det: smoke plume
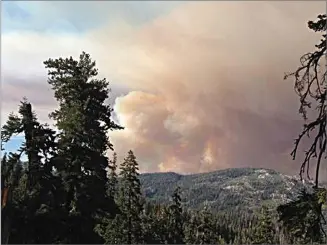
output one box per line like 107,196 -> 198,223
86,1 -> 326,175
4,1 -> 325,176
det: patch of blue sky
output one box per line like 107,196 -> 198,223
2,135 -> 24,154
2,1 -> 31,20
2,1 -> 183,34
1,137 -> 27,162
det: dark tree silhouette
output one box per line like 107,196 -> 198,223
285,14 -> 326,187
277,188 -> 326,243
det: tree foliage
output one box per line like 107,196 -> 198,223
277,13 -> 327,245
277,188 -> 326,244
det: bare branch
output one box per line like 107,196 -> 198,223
286,15 -> 327,187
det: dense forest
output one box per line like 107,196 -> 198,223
139,168 -> 315,212
1,14 -> 326,244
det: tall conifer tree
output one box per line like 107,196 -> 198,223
43,52 -> 123,243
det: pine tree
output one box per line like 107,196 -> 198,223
277,188 -> 326,244
1,100 -> 61,244
96,153 -> 120,244
166,187 -> 185,244
201,207 -> 219,244
43,52 -> 123,243
1,153 -> 23,244
252,205 -> 276,244
107,152 -> 118,200
113,150 -> 144,244
141,202 -> 167,244
184,210 -> 200,244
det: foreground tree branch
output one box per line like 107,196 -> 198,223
285,14 -> 327,187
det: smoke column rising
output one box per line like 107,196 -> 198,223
89,1 -> 325,175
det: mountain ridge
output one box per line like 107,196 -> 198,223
141,167 -> 311,181
139,167 -> 323,213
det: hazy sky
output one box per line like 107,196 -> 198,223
2,1 -> 326,177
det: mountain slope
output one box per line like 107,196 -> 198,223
140,167 -> 318,213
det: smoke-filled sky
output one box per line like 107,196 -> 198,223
2,1 -> 326,177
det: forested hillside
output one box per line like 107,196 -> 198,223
140,168 -> 315,212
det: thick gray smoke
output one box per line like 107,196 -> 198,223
96,1 -> 325,175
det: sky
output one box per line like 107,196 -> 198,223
1,1 -> 326,177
